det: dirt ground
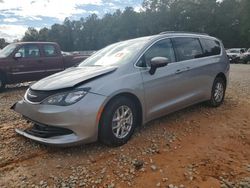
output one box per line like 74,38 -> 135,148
0,64 -> 249,188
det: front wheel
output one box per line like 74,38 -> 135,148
207,77 -> 226,107
99,97 -> 138,147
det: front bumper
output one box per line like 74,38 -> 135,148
12,92 -> 106,146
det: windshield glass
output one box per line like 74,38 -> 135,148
0,44 -> 17,58
78,37 -> 151,67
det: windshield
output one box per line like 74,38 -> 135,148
0,44 -> 17,58
79,37 -> 151,67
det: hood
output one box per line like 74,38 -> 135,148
31,66 -> 117,91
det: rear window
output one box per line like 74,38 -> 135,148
200,38 -> 221,57
43,44 -> 57,57
172,38 -> 203,61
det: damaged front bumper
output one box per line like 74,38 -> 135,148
11,93 -> 106,146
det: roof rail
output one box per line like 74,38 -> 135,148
159,31 -> 209,36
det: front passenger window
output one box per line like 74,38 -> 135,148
139,39 -> 175,67
17,45 -> 40,58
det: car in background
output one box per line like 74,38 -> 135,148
240,48 -> 250,64
226,48 -> 245,63
12,32 -> 230,147
0,42 -> 90,91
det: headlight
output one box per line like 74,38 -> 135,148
42,89 -> 88,106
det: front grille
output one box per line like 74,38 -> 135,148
25,124 -> 73,138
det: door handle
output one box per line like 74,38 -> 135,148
175,67 -> 191,74
37,60 -> 43,63
175,69 -> 183,74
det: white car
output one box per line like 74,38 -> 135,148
226,48 -> 246,63
226,48 -> 243,58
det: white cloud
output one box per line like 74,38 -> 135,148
0,0 -> 142,42
3,17 -> 18,23
0,0 -> 103,21
0,24 -> 27,42
134,5 -> 144,12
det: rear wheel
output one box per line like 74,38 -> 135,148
0,75 -> 6,92
207,77 -> 226,107
99,96 -> 138,147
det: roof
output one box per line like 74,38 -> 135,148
159,31 -> 209,36
152,31 -> 220,41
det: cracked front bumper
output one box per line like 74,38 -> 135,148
12,93 -> 106,146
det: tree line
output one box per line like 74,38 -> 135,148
2,0 -> 250,51
0,38 -> 9,49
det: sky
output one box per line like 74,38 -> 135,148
0,0 -> 143,42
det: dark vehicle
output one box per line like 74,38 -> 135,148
0,42 -> 89,91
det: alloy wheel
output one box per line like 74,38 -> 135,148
112,105 -> 133,139
214,82 -> 224,103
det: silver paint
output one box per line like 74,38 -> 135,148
13,32 -> 230,146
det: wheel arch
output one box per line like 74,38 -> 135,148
98,92 -> 143,129
215,72 -> 227,87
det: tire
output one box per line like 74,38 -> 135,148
0,75 -> 6,92
207,77 -> 226,107
99,96 -> 138,147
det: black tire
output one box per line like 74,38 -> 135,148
207,77 -> 226,107
99,96 -> 138,147
0,75 -> 6,92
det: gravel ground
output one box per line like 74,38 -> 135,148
0,64 -> 249,188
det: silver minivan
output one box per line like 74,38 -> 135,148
12,32 -> 230,147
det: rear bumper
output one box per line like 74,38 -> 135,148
12,93 -> 106,146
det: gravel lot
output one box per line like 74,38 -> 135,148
0,64 -> 249,188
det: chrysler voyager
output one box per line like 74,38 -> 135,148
12,32 -> 230,146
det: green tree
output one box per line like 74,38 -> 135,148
22,27 -> 39,41
239,0 -> 250,47
38,27 -> 49,41
21,0 -> 250,50
0,38 -> 8,49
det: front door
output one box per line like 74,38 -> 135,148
10,44 -> 46,83
140,38 -> 204,121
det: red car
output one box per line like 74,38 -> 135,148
0,42 -> 89,91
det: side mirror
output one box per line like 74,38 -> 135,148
149,57 -> 169,75
14,52 -> 22,59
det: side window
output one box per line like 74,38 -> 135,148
43,45 -> 57,57
200,38 -> 221,57
172,38 -> 203,61
17,45 -> 40,58
138,39 -> 175,67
